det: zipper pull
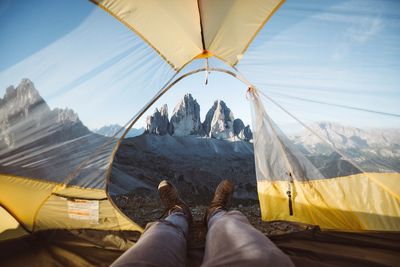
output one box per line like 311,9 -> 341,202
287,172 -> 294,216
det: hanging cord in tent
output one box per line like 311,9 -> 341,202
205,58 -> 209,85
248,87 -> 296,216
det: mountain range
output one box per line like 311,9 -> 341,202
0,79 -> 110,186
144,94 -> 253,141
93,124 -> 145,138
292,122 -> 400,173
1,79 -> 399,200
0,79 -> 90,151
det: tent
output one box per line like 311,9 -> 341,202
0,0 -> 399,266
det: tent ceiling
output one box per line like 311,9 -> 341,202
91,0 -> 284,70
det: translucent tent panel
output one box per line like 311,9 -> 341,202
0,7 -> 176,189
235,0 -> 400,179
249,89 -> 324,182
234,1 -> 400,231
0,3 -> 179,236
255,92 -> 400,174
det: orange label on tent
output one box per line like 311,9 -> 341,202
67,199 -> 99,223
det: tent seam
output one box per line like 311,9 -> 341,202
89,0 -> 178,71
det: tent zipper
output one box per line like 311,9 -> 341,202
287,172 -> 294,216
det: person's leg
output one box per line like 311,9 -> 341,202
111,181 -> 192,267
202,210 -> 294,267
201,180 -> 294,267
111,213 -> 188,267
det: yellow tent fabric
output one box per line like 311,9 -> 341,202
0,206 -> 28,241
0,174 -> 142,233
258,173 -> 400,231
91,0 -> 284,70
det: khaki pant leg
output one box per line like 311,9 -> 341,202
111,214 -> 188,267
201,210 -> 294,267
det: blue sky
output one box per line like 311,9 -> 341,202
0,0 -> 399,131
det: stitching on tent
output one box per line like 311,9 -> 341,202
234,0 -> 286,66
90,0 -> 178,71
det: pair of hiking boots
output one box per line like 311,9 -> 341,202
158,179 -> 235,225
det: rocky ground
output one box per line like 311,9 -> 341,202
110,134 -> 257,200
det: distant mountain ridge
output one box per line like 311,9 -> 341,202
93,124 -> 145,138
292,122 -> 400,173
293,122 -> 400,154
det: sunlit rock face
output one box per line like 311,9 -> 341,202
143,94 -> 253,141
169,94 -> 202,136
204,100 -> 235,140
0,79 -> 90,150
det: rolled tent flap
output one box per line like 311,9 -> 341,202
91,0 -> 284,70
249,88 -> 400,231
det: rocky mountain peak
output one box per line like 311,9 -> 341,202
53,108 -> 80,124
93,124 -> 123,137
203,100 -> 234,139
144,94 -> 252,141
233,119 -> 253,141
145,104 -> 169,135
169,93 -> 202,136
205,100 -> 235,139
5,86 -> 16,99
0,79 -> 47,116
233,118 -> 245,135
0,79 -> 90,150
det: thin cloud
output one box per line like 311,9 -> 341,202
349,17 -> 382,44
332,16 -> 383,60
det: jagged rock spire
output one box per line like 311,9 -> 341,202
145,104 -> 169,135
204,100 -> 235,139
144,94 -> 252,141
169,94 -> 202,136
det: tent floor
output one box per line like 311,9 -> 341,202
1,227 -> 399,266
0,229 -> 140,267
270,229 -> 400,267
186,227 -> 400,267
